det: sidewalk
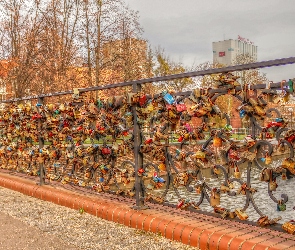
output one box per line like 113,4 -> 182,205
0,171 -> 295,250
0,212 -> 78,250
0,176 -> 196,250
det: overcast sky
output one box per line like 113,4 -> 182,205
126,0 -> 295,82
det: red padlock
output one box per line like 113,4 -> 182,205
266,122 -> 283,129
287,134 -> 295,143
177,200 -> 184,209
145,138 -> 153,144
138,168 -> 145,174
139,95 -> 147,106
101,147 -> 111,155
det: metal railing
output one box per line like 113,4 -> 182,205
0,57 -> 295,232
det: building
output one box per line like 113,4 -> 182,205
212,36 -> 258,66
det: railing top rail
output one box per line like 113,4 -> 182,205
1,56 -> 295,103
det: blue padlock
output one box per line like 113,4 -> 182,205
275,118 -> 283,122
158,177 -> 165,183
163,93 -> 175,105
260,157 -> 266,162
239,109 -> 246,118
99,177 -> 104,182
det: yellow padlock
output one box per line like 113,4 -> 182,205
213,136 -> 222,147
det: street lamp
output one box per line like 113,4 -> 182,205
288,107 -> 293,128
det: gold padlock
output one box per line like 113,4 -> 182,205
220,184 -> 230,193
195,150 -> 206,159
272,95 -> 282,104
234,166 -> 241,178
195,185 -> 203,194
282,221 -> 295,234
210,188 -> 220,207
213,166 -> 221,175
265,153 -> 272,165
235,208 -> 248,220
269,180 -> 277,191
254,105 -> 266,116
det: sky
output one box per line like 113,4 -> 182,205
125,0 -> 295,82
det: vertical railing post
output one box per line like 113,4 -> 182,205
37,97 -> 45,185
132,83 -> 146,210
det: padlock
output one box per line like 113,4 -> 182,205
214,207 -> 228,219
158,163 -> 166,171
97,98 -> 104,108
257,215 -> 270,227
259,168 -> 271,182
163,92 -> 175,105
193,88 -> 201,98
239,109 -> 246,118
272,95 -> 282,104
138,94 -> 147,106
213,166 -> 221,175
269,180 -> 278,191
220,184 -> 230,193
176,103 -> 187,112
254,105 -> 266,116
210,188 -> 220,207
213,136 -> 222,147
235,208 -> 248,220
277,200 -> 286,211
265,153 -> 272,165
234,166 -> 241,178
229,211 -> 236,219
195,150 -> 206,159
195,185 -> 203,194
282,158 -> 295,173
282,221 -> 295,235
101,146 -> 111,155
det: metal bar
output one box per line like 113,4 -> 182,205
1,57 -> 295,103
132,83 -> 146,210
37,97 -> 45,186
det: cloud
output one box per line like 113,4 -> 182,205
126,0 -> 295,81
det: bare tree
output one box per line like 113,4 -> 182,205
153,48 -> 194,92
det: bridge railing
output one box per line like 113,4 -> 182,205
1,57 -> 295,233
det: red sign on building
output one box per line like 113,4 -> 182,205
219,51 -> 225,57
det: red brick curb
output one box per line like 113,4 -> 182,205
0,172 -> 295,250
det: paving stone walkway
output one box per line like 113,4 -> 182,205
0,186 -> 197,250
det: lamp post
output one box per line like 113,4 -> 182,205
288,107 -> 293,128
